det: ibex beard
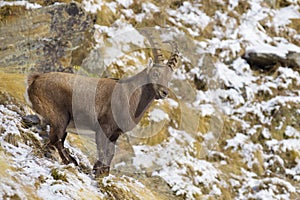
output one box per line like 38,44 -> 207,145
25,41 -> 179,177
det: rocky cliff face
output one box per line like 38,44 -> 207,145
1,0 -> 300,200
0,2 -> 95,72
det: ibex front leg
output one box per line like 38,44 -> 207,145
93,129 -> 117,177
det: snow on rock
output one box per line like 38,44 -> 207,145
239,3 -> 300,68
167,2 -> 210,37
148,108 -> 169,122
115,0 -> 133,9
0,1 -> 42,9
94,21 -> 146,69
285,125 -> 300,138
272,5 -> 300,30
132,127 -> 223,199
238,169 -> 296,200
245,42 -> 300,61
141,2 -> 160,13
0,105 -> 104,199
82,0 -> 105,13
0,105 -> 21,137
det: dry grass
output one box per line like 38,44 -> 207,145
0,5 -> 26,23
0,152 -> 12,177
289,18 -> 300,33
258,11 -> 300,47
98,174 -> 181,200
95,4 -> 120,26
0,71 -> 26,103
28,0 -> 83,6
0,152 -> 41,200
201,0 -> 229,17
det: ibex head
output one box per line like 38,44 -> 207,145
146,38 -> 179,99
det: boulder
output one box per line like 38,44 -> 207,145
243,50 -> 300,71
0,2 -> 95,72
243,51 -> 283,70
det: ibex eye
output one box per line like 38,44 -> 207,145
152,71 -> 160,80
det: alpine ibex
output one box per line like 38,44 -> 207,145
26,35 -> 179,177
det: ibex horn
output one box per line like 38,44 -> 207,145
163,40 -> 179,71
140,30 -> 165,65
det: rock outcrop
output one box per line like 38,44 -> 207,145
0,2 -> 95,72
243,50 -> 300,71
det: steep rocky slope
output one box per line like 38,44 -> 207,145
0,2 -> 95,72
1,0 -> 300,199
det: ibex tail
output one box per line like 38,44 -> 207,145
27,73 -> 40,87
25,73 -> 40,107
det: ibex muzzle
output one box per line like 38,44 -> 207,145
26,36 -> 179,177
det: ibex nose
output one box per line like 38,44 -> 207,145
157,88 -> 169,99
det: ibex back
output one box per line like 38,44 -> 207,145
26,39 -> 179,177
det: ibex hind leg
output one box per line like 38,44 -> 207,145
56,133 -> 78,166
48,118 -> 78,166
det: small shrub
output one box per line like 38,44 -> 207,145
51,168 -> 68,182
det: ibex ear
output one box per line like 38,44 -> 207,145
147,58 -> 154,73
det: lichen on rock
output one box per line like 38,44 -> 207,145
0,2 -> 95,72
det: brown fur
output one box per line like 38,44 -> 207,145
27,73 -> 40,87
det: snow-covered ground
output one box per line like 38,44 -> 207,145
0,104 -> 105,199
1,0 -> 300,199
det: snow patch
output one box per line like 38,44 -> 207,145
148,108 -> 169,122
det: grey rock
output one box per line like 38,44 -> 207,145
0,2 -> 95,72
286,51 -> 300,69
243,51 -> 284,70
22,114 -> 40,127
243,50 -> 300,70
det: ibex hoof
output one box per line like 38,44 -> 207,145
69,155 -> 79,166
61,148 -> 78,166
45,143 -> 79,166
61,155 -> 78,166
93,161 -> 110,177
